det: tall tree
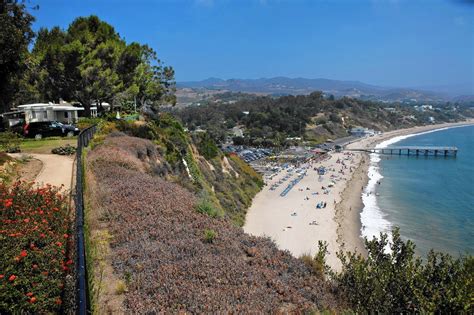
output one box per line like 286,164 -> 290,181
28,15 -> 176,116
0,0 -> 35,112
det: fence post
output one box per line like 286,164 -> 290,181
75,125 -> 96,315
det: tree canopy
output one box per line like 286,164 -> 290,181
174,92 -> 473,147
0,0 -> 35,112
3,12 -> 175,115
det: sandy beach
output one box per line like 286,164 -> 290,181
244,119 -> 474,270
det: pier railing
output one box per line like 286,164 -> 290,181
347,146 -> 458,157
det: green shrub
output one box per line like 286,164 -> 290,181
336,227 -> 473,313
0,132 -> 21,153
115,120 -> 158,140
203,229 -> 217,244
115,280 -> 127,295
194,133 -> 219,160
315,117 -> 327,125
300,241 -> 329,279
196,200 -> 220,218
51,145 -> 76,155
77,117 -> 102,130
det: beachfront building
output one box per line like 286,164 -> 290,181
349,126 -> 375,137
17,101 -> 84,124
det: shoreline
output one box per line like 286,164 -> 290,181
334,152 -> 369,257
341,119 -> 474,259
244,119 -> 474,271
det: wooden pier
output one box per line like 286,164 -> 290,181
347,146 -> 458,157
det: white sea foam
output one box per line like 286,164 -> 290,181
359,124 -> 471,242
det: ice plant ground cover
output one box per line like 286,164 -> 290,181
85,134 -> 341,312
0,182 -> 72,313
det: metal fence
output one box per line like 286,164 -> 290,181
75,125 -> 96,315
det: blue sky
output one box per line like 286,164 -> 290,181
32,0 -> 473,93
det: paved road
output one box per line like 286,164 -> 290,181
10,153 -> 75,190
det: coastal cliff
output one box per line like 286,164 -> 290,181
83,116 -> 341,313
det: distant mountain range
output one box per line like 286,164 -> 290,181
178,77 -> 473,103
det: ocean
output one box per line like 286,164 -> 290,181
360,124 -> 474,257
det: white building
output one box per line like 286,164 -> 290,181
17,102 -> 84,124
231,126 -> 244,138
414,105 -> 433,112
350,127 -> 375,137
90,101 -> 111,117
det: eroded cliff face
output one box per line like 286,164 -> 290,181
100,115 -> 263,226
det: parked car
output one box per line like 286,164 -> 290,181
23,121 -> 80,139
9,121 -> 25,135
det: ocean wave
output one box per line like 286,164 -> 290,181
360,152 -> 392,241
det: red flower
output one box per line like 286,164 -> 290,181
23,218 -> 30,223
55,241 -> 62,247
63,233 -> 69,238
8,275 -> 16,281
4,199 -> 13,207
32,264 -> 38,269
26,292 -> 33,297
55,298 -> 62,305
29,297 -> 37,303
20,250 -> 27,258
0,274 -> 4,279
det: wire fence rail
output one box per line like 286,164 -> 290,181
75,124 -> 96,315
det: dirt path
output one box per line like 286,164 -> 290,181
10,153 -> 75,190
16,158 -> 43,182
